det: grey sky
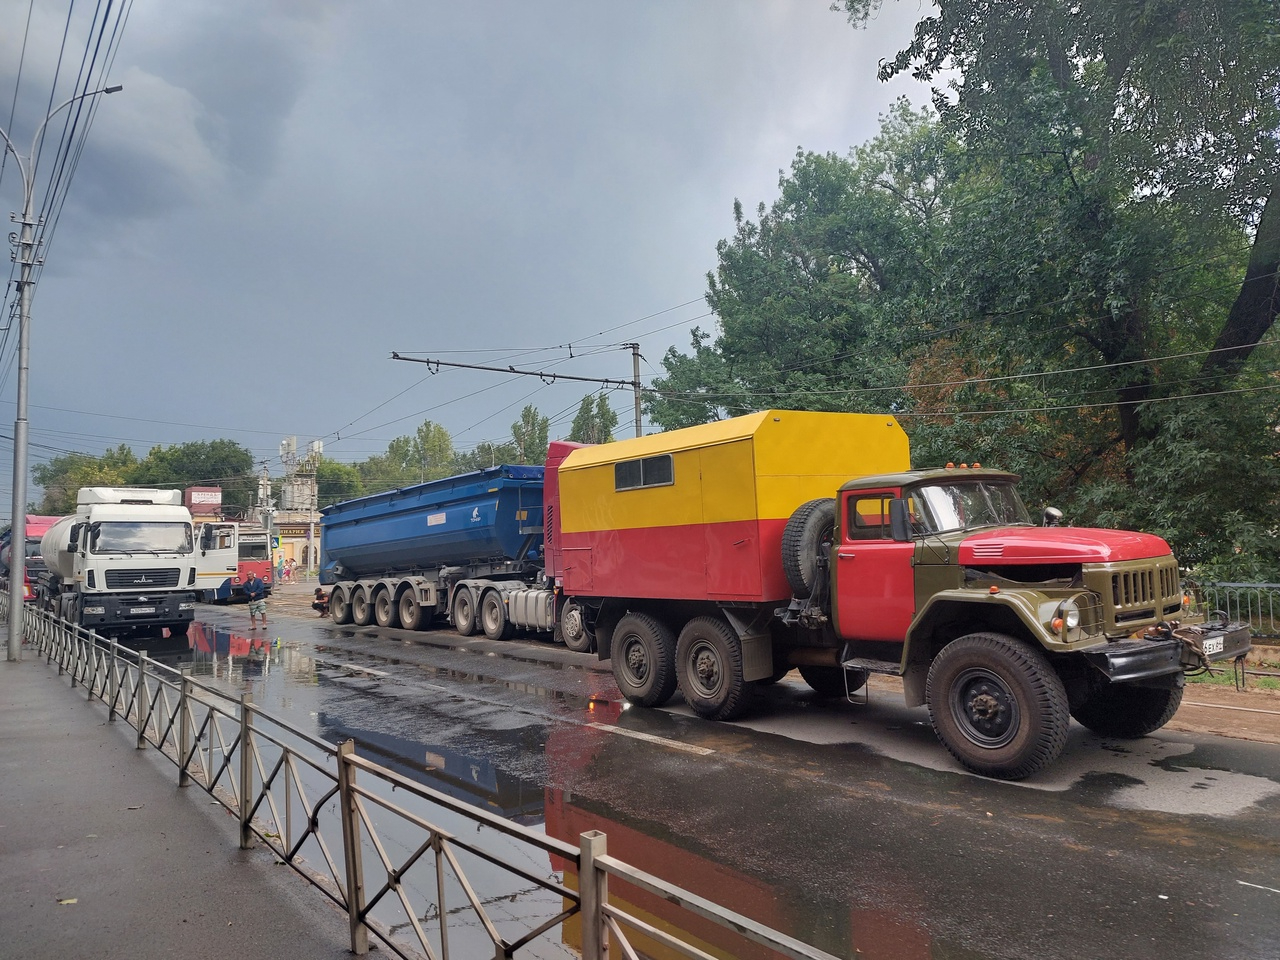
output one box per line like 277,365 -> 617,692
0,0 -> 928,504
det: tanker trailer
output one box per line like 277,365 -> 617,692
38,487 -> 199,640
321,464 -> 549,636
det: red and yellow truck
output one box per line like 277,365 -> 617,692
543,410 -> 1249,779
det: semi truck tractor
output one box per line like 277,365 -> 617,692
322,410 -> 1250,779
0,514 -> 61,601
38,487 -> 199,640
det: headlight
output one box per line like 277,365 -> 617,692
179,602 -> 195,610
1050,598 -> 1081,635
83,605 -> 105,615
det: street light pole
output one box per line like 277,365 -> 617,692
4,84 -> 122,661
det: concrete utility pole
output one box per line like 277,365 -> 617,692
4,84 -> 122,661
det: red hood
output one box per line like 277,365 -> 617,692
958,527 -> 1172,564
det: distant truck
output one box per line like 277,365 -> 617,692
322,410 -> 1250,779
193,521 -> 273,602
38,487 -> 199,640
0,514 -> 62,601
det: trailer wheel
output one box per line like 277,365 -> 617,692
374,589 -> 400,629
782,498 -> 836,599
676,616 -> 756,721
559,600 -> 593,653
481,591 -> 515,640
926,633 -> 1069,780
1070,683 -> 1184,738
330,589 -> 352,624
453,588 -> 478,636
351,586 -> 374,626
798,664 -> 869,698
398,591 -> 425,631
611,613 -> 677,707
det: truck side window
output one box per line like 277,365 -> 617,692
849,496 -> 891,541
615,454 -> 674,491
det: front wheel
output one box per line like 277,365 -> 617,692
398,591 -> 425,631
330,589 -> 352,624
481,591 -> 514,640
798,664 -> 869,698
926,633 -> 1069,781
611,613 -> 677,707
350,586 -> 374,626
374,589 -> 400,629
675,616 -> 755,721
1071,683 -> 1184,738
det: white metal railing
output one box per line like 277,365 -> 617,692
1201,582 -> 1280,641
4,595 -> 841,960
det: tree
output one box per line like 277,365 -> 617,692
128,440 -> 257,514
358,420 -> 455,492
511,405 -> 550,464
452,441 -> 520,473
836,0 -> 1280,384
33,445 -> 138,513
315,458 -> 364,508
568,394 -> 620,444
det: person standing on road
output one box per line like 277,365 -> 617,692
244,572 -> 268,629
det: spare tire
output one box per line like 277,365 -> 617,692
782,498 -> 836,599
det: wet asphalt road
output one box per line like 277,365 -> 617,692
174,598 -> 1280,960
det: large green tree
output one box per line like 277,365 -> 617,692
315,458 -> 364,508
32,445 -> 138,514
129,440 -> 256,513
511,405 -> 550,464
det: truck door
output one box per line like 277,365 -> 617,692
833,490 -> 916,643
196,523 -> 238,599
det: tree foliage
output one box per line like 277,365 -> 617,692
511,405 -> 550,464
568,394 -> 620,444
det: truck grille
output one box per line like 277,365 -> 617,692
1102,556 -> 1182,628
105,568 -> 181,590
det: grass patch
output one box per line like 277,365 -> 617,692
1186,668 -> 1280,691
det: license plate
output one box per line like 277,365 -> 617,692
130,606 -> 156,615
1203,636 -> 1224,656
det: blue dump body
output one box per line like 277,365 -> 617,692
319,465 -> 545,584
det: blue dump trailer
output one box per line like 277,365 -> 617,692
320,465 -> 554,637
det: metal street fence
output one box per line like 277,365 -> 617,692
4,595 -> 838,960
1200,583 -> 1280,642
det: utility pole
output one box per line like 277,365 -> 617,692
625,342 -> 642,437
3,84 -> 122,661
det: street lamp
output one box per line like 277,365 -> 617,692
3,84 -> 122,661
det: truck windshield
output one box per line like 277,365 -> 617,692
914,481 -> 1031,534
91,522 -> 194,554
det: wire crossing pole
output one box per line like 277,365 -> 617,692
625,342 -> 642,437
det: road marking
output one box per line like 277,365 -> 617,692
1183,700 -> 1280,717
587,722 -> 714,755
1238,880 -> 1280,895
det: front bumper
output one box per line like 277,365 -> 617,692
1081,618 -> 1251,683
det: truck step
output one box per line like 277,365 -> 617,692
840,657 -> 902,677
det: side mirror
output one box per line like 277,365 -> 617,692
68,522 -> 83,552
1043,507 -> 1063,527
888,499 -> 913,542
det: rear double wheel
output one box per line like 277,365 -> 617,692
926,632 -> 1069,780
398,591 -> 425,631
330,589 -> 352,625
481,590 -> 515,640
611,613 -> 677,708
675,616 -> 754,721
374,589 -> 400,629
351,586 -> 374,626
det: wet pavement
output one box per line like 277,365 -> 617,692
0,645 -> 355,960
